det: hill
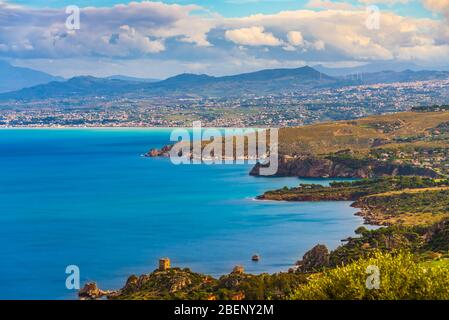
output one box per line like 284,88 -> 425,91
352,70 -> 449,85
313,61 -> 445,76
105,75 -> 160,82
0,60 -> 63,93
2,65 -> 448,101
278,110 -> 449,155
246,110 -> 449,178
0,66 -> 339,101
0,76 -> 148,100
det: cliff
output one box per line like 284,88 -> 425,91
250,155 -> 439,178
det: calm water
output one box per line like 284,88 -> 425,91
0,128 -> 363,299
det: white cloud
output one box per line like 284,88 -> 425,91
0,1 -> 215,58
306,0 -> 355,10
397,44 -> 449,63
225,26 -> 282,46
313,39 -> 326,51
424,0 -> 449,15
1,1 -> 449,76
287,31 -> 304,46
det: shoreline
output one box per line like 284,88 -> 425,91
0,125 -> 274,130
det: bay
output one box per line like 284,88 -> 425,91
0,128 -> 363,299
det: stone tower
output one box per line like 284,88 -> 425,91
159,258 -> 170,271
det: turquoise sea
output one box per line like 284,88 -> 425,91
0,128 -> 363,299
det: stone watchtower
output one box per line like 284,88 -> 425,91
159,258 -> 170,271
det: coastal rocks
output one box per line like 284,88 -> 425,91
250,155 -> 439,179
119,268 -> 204,298
145,144 -> 172,157
296,244 -> 330,272
147,149 -> 161,157
92,262 -> 309,300
78,282 -> 110,299
250,156 -> 369,178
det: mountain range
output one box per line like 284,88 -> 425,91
1,61 -> 449,101
0,60 -> 63,93
0,66 -> 338,100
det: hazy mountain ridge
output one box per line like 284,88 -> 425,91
1,65 -> 448,101
0,66 -> 337,100
0,60 -> 63,93
349,70 -> 449,85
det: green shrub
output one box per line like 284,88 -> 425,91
291,251 -> 449,300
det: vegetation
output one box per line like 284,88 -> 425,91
291,251 -> 449,300
259,176 -> 448,202
109,250 -> 449,300
277,111 -> 449,155
112,268 -> 307,300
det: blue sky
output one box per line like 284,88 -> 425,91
1,1 -> 448,78
10,0 -> 436,18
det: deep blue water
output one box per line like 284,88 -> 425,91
0,128 -> 363,299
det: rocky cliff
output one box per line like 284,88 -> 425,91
250,155 -> 439,178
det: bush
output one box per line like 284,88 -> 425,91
291,251 -> 449,300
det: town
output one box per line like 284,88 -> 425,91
1,78 -> 448,128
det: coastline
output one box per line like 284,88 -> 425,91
0,126 -> 177,130
0,125 -> 272,130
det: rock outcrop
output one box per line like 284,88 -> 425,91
296,244 -> 330,272
145,144 -> 172,157
250,155 -> 439,178
78,282 -> 110,299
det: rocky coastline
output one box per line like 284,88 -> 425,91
249,155 -> 439,179
82,110 -> 449,300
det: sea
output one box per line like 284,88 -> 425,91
0,128 -> 363,299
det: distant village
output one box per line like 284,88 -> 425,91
1,79 -> 448,128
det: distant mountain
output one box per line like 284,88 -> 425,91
221,66 -> 334,82
0,60 -> 63,93
0,76 -> 149,100
105,75 -> 160,83
0,66 -> 337,101
2,65 -> 448,102
149,66 -> 337,95
348,69 -> 449,85
313,61 -> 436,77
156,73 -> 216,87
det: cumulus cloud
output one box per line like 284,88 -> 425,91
397,44 -> 449,63
306,0 -> 355,10
225,26 -> 282,46
0,1 -> 214,58
1,1 -> 449,76
221,8 -> 449,63
424,0 -> 449,15
287,31 -> 304,46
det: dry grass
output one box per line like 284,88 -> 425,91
278,111 -> 449,155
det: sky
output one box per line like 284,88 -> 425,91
1,0 -> 449,78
